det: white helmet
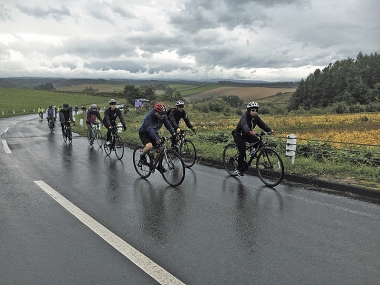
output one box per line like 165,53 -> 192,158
247,101 -> 259,110
175,100 -> 185,106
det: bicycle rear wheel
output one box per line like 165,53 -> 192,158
133,146 -> 152,178
68,127 -> 72,144
161,149 -> 185,186
222,143 -> 239,176
256,148 -> 284,187
96,130 -> 103,148
114,135 -> 124,160
179,139 -> 196,168
62,128 -> 67,143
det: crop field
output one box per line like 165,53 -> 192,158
56,84 -> 125,92
183,86 -> 296,102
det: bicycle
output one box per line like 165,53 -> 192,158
223,131 -> 284,187
87,122 -> 103,148
172,129 -> 197,168
133,137 -> 186,187
47,117 -> 55,133
103,125 -> 124,160
39,112 -> 43,120
61,121 -> 73,144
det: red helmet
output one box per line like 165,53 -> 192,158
154,102 -> 167,114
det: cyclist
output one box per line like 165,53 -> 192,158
232,101 -> 274,176
138,102 -> 177,172
45,105 -> 55,126
167,100 -> 196,148
86,104 -> 102,142
59,103 -> 75,135
38,107 -> 44,119
103,99 -> 126,145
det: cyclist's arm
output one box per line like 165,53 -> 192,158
182,111 -> 193,129
239,113 -> 251,135
256,116 -> 272,133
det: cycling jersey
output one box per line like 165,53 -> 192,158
167,108 -> 193,130
139,108 -> 175,141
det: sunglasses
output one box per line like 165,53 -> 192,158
250,108 -> 258,112
110,103 -> 116,105
177,105 -> 184,108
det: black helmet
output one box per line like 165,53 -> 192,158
63,103 -> 69,108
109,99 -> 117,104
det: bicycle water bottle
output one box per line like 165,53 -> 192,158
249,148 -> 256,157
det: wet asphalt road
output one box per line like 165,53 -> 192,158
1,114 -> 380,285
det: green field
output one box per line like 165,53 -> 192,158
0,88 -> 118,116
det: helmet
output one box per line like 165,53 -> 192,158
247,101 -> 259,110
91,104 -> 97,109
154,102 -> 167,114
63,103 -> 69,108
109,99 -> 117,104
48,105 -> 52,109
175,100 -> 185,107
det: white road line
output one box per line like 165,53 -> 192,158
2,140 -> 12,153
34,180 -> 185,285
4,127 -> 10,133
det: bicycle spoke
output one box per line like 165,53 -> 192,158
179,139 -> 196,168
256,148 -> 284,187
114,136 -> 124,160
223,144 -> 239,176
161,149 -> 185,186
133,146 -> 152,178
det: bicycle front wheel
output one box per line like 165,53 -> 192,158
133,146 -> 152,178
114,136 -> 124,160
223,143 -> 239,176
104,140 -> 111,156
179,139 -> 196,168
161,149 -> 185,186
256,148 -> 284,187
96,130 -> 103,148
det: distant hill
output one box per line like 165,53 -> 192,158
0,77 -> 298,89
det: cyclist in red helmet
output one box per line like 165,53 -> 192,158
138,102 -> 177,169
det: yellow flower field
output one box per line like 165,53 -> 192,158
190,113 -> 380,146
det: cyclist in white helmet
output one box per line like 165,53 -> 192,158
232,101 -> 274,176
86,104 -> 102,142
167,100 -> 195,147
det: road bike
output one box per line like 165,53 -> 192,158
87,122 -> 103,147
39,112 -> 43,120
103,126 -> 124,160
223,131 -> 284,187
172,129 -> 196,168
133,137 -> 186,187
47,117 -> 55,133
61,121 -> 73,144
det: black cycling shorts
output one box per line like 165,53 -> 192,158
139,131 -> 158,147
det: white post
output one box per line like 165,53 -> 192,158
286,134 -> 297,164
80,118 -> 83,127
13,110 -> 15,114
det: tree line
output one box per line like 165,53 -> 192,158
289,52 -> 380,112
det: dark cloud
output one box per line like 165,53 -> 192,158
16,4 -> 71,21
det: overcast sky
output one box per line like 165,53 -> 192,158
0,0 -> 379,82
